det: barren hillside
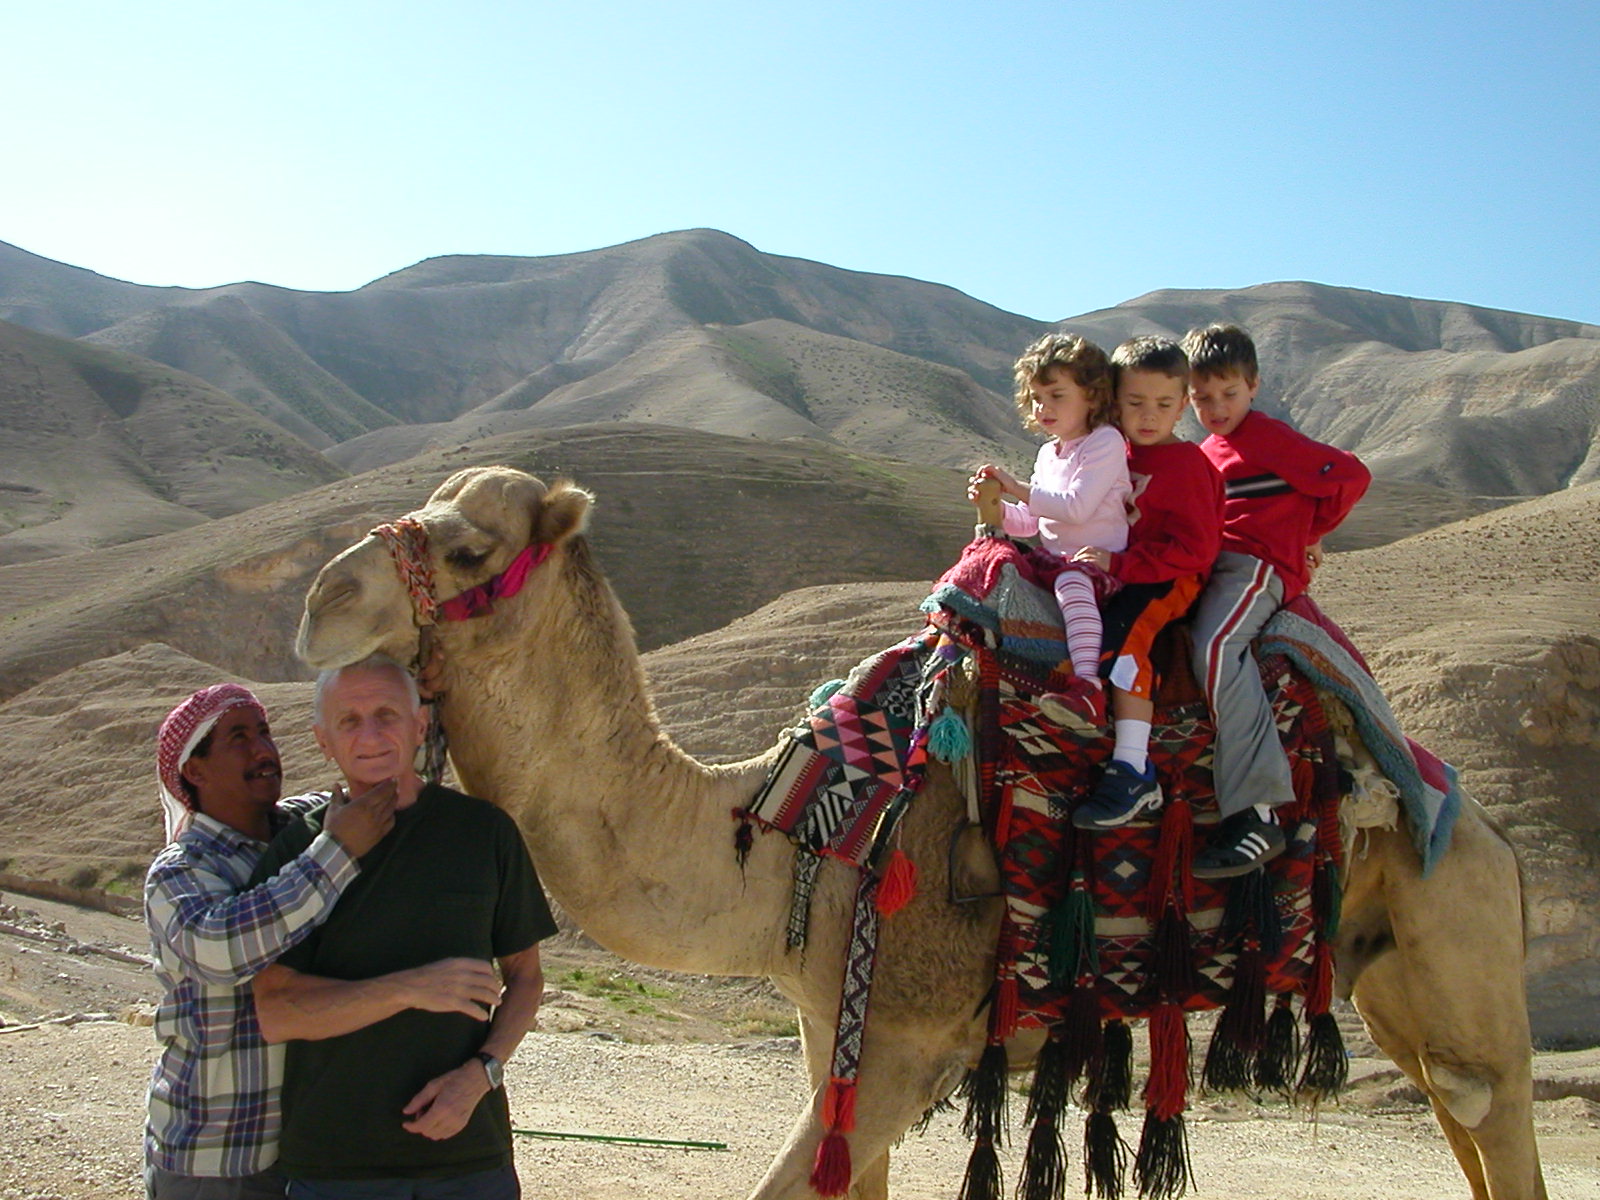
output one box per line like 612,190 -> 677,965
0,319 -> 342,563
0,424 -> 976,702
5,234 -> 1598,507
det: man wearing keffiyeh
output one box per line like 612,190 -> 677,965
143,683 -> 493,1200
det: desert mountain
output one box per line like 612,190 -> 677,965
0,411 -> 1494,713
0,424 -> 977,704
83,294 -> 398,448
7,232 -> 1598,502
0,229 -> 1040,432
0,318 -> 342,564
328,318 -> 1038,474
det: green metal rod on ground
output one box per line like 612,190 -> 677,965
513,1128 -> 728,1151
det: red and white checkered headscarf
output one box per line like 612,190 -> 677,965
156,684 -> 268,843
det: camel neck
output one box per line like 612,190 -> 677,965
435,549 -> 790,975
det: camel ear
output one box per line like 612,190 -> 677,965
534,480 -> 592,547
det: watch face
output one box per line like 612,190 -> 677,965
479,1053 -> 503,1088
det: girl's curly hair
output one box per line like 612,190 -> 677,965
1012,333 -> 1116,435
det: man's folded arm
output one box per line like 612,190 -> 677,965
253,956 -> 503,1043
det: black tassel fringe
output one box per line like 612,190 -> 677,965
1312,859 -> 1343,940
1202,944 -> 1267,1093
1063,985 -> 1105,1093
1200,1022 -> 1251,1095
903,1093 -> 955,1140
1025,1032 -> 1070,1126
1018,1117 -> 1067,1200
1088,1019 -> 1134,1112
1221,867 -> 1284,958
956,1137 -> 1002,1200
1297,1011 -> 1348,1103
1151,909 -> 1199,999
1254,995 -> 1302,1095
959,1042 -> 1011,1145
1083,1108 -> 1129,1200
1133,1111 -> 1194,1200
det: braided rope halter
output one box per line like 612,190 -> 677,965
371,518 -> 449,781
370,516 -> 554,782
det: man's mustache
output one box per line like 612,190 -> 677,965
244,757 -> 282,780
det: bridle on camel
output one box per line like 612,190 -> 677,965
371,516 -> 552,781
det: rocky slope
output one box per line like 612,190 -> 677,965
0,319 -> 342,563
0,424 -> 977,703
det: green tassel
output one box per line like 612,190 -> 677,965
927,707 -> 973,763
808,679 -> 846,709
1044,886 -> 1096,987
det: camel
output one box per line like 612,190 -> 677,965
296,466 -> 1546,1200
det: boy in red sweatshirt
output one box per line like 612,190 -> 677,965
1183,324 -> 1371,877
1071,336 -> 1225,828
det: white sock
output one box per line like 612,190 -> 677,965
1253,803 -> 1275,821
1113,720 -> 1151,773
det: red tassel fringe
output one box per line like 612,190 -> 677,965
810,1130 -> 852,1196
875,849 -> 917,916
1306,938 -> 1334,1016
1144,797 -> 1193,924
821,1077 -> 857,1133
1317,785 -> 1345,871
993,974 -> 1020,1041
1143,1003 -> 1190,1122
1281,756 -> 1316,824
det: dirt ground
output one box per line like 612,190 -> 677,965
2,890 -> 1598,1200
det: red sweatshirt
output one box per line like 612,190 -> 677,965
1108,439 -> 1225,585
1200,410 -> 1371,601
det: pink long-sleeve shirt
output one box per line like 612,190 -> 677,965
1001,424 -> 1131,557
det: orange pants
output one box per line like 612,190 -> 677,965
1098,573 -> 1204,700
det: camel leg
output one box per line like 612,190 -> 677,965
1345,814 -> 1547,1200
1355,963 -> 1491,1199
847,1152 -> 890,1200
747,1011 -> 973,1200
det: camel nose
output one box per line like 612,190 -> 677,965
306,573 -> 359,617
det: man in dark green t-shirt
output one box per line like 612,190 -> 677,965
252,655 -> 557,1199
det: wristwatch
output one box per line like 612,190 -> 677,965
475,1051 -> 504,1089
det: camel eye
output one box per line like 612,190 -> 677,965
446,546 -> 490,571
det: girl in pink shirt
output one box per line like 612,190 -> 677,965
969,334 -> 1130,730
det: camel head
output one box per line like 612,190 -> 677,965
297,466 -> 592,670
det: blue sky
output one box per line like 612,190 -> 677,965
6,1 -> 1597,324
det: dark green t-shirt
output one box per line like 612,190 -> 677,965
250,783 -> 557,1179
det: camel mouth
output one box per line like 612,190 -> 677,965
295,615 -> 362,670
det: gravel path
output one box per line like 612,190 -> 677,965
4,1020 -> 1598,1200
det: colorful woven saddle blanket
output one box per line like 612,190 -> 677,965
741,630 -> 940,866
924,535 -> 1389,1199
984,627 -> 1339,1024
918,534 -> 1454,1023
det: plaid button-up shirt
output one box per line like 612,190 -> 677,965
144,796 -> 357,1177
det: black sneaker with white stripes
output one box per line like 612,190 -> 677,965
1192,810 -> 1287,879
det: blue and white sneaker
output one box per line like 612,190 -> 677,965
1073,759 -> 1162,830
